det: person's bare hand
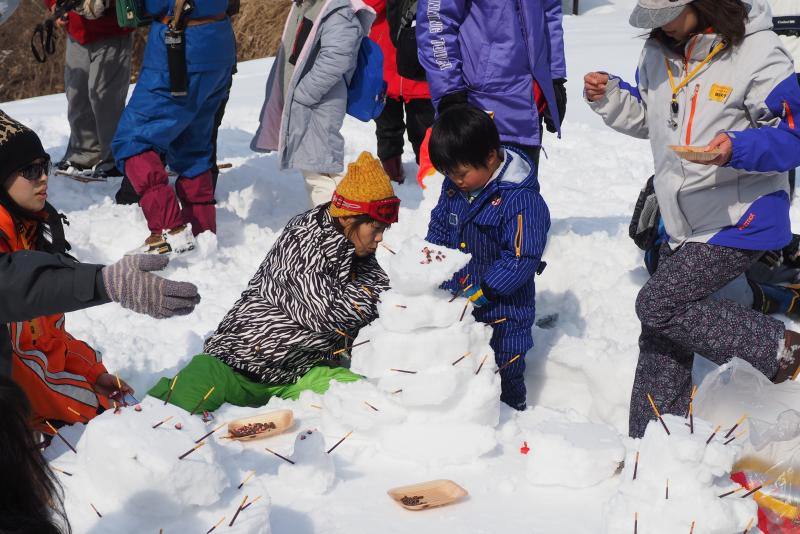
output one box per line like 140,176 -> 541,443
584,72 -> 610,102
701,133 -> 733,166
49,4 -> 68,27
94,372 -> 135,399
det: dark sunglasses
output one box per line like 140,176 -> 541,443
17,158 -> 51,181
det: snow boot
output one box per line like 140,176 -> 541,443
380,155 -> 405,184
126,224 -> 196,256
774,330 -> 800,383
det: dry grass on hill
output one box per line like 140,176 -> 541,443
0,0 -> 290,102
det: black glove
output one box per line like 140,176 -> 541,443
783,234 -> 800,268
543,78 -> 567,134
437,90 -> 469,114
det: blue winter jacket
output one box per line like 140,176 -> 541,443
142,0 -> 236,73
426,146 -> 550,328
416,0 -> 566,146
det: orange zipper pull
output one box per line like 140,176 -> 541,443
785,100 -> 795,130
686,84 -> 700,146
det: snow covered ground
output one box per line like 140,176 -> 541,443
4,0 -> 799,532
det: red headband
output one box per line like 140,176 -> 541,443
331,192 -> 400,224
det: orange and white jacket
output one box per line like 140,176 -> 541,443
0,206 -> 108,432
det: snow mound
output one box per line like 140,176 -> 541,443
46,397 -> 271,533
382,236 -> 471,296
516,407 -> 625,488
278,429 -> 336,494
602,414 -> 756,534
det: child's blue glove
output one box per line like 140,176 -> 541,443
464,284 -> 489,307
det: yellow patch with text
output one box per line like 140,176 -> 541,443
709,84 -> 733,103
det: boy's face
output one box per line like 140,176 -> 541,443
448,150 -> 500,193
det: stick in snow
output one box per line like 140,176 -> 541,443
475,354 -> 488,375
646,394 -> 671,435
152,415 -> 174,429
228,495 -> 249,527
264,447 -> 295,464
45,421 -> 77,453
326,431 -> 353,454
189,386 -> 216,415
163,374 -> 179,405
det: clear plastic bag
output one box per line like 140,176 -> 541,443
695,358 -> 800,532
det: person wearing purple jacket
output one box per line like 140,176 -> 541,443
415,0 -> 566,164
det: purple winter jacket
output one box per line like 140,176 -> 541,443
416,0 -> 566,147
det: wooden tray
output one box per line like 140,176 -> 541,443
669,145 -> 722,162
227,409 -> 294,441
387,479 -> 468,511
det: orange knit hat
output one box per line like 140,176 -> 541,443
329,151 -> 400,224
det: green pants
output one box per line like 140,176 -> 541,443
148,354 -> 362,412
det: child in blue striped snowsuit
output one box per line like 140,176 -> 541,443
425,106 -> 550,410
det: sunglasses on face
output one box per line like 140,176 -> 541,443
17,158 -> 51,182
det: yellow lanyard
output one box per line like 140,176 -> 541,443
664,40 -> 727,100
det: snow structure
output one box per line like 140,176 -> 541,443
11,0 -> 800,527
317,235 -> 503,466
277,429 -> 336,494
507,406 -> 626,489
43,397 -> 271,533
602,414 -> 756,534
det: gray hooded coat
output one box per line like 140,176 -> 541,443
251,0 -> 375,174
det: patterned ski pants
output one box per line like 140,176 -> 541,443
629,242 -> 784,438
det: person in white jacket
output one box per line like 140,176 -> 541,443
584,0 -> 800,438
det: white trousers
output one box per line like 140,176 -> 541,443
302,170 -> 343,207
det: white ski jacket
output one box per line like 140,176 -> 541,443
589,0 -> 800,250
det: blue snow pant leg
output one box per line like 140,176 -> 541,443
112,66 -> 234,178
486,310 -> 535,410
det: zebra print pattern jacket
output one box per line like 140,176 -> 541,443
203,204 -> 389,384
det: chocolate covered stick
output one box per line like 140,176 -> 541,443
152,415 -> 174,429
237,471 -> 255,490
195,423 -> 226,444
474,354 -> 489,375
189,386 -> 216,415
45,421 -> 77,453
724,414 -> 747,439
380,243 -> 396,254
265,447 -> 295,464
633,451 -> 639,480
206,516 -> 225,534
163,374 -> 179,405
451,352 -> 471,366
178,442 -> 206,460
228,495 -> 248,527
742,518 -> 754,534
705,425 -> 721,445
90,503 -> 102,518
326,431 -> 353,454
495,354 -> 521,374
646,394 -> 671,435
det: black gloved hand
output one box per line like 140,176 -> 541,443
543,78 -> 567,134
101,255 -> 200,319
437,90 -> 469,115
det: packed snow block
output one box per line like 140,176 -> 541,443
78,404 -> 228,515
374,290 -> 468,332
602,414 -> 756,534
382,236 -> 470,296
278,429 -> 337,494
352,320 -> 494,385
380,422 -> 498,465
516,408 -> 624,488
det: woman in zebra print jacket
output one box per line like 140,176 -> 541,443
149,152 -> 400,412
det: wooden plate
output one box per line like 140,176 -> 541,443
227,409 -> 294,441
387,479 -> 468,511
669,145 -> 722,162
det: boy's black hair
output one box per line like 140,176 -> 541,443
429,104 -> 501,177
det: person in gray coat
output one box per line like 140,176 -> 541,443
251,0 -> 375,207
